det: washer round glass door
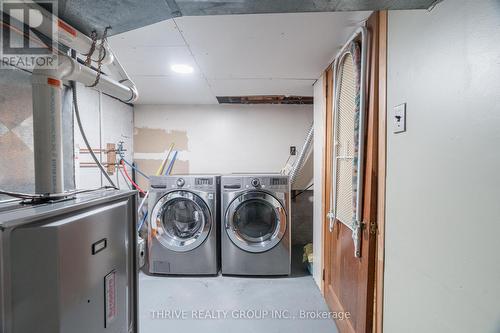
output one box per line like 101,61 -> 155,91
225,191 -> 287,253
151,191 -> 211,252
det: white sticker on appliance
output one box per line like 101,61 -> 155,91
105,271 -> 117,327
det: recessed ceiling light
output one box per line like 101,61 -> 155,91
171,64 -> 194,74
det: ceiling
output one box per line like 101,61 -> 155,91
37,0 -> 440,37
107,11 -> 371,104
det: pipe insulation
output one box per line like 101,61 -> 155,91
289,124 -> 314,185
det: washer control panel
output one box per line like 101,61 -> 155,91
150,175 -> 219,190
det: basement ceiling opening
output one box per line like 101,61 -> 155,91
217,95 -> 314,104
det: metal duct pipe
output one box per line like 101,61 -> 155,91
289,124 -> 314,185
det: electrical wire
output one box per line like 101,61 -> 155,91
115,156 -> 132,190
0,186 -> 115,201
117,164 -> 132,190
280,154 -> 293,174
71,80 -> 118,189
292,183 -> 314,200
120,160 -> 145,195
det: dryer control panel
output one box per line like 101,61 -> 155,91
221,175 -> 289,192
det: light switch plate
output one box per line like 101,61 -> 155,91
393,103 -> 406,133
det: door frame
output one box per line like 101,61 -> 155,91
320,11 -> 388,333
374,10 -> 387,333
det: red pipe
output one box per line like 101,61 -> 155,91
120,159 -> 145,195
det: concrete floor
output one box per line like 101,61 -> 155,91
139,248 -> 338,333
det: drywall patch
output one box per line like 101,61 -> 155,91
134,128 -> 188,153
170,159 -> 189,175
133,159 -> 162,190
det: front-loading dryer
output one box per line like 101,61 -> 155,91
147,175 -> 219,275
221,174 -> 290,276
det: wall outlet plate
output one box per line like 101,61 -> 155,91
290,146 -> 297,155
393,103 -> 406,133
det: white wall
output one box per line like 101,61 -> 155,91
74,83 -> 134,190
133,104 -> 313,189
312,76 -> 325,288
385,1 -> 500,332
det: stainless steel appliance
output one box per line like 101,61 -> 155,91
221,174 -> 290,276
147,175 -> 219,275
0,190 -> 138,333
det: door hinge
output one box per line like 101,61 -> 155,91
322,268 -> 325,281
369,222 -> 378,235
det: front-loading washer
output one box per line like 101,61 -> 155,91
221,174 -> 290,276
147,175 -> 220,275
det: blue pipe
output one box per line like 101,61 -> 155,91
121,158 -> 150,180
164,151 -> 178,176
137,211 -> 148,231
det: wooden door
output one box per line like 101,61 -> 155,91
322,12 -> 384,333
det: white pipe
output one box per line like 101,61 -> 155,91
32,59 -> 72,193
32,55 -> 136,193
64,58 -> 138,102
9,0 -> 113,64
6,1 -> 138,193
7,0 -> 138,99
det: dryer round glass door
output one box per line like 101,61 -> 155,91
151,191 -> 211,252
225,191 -> 287,253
